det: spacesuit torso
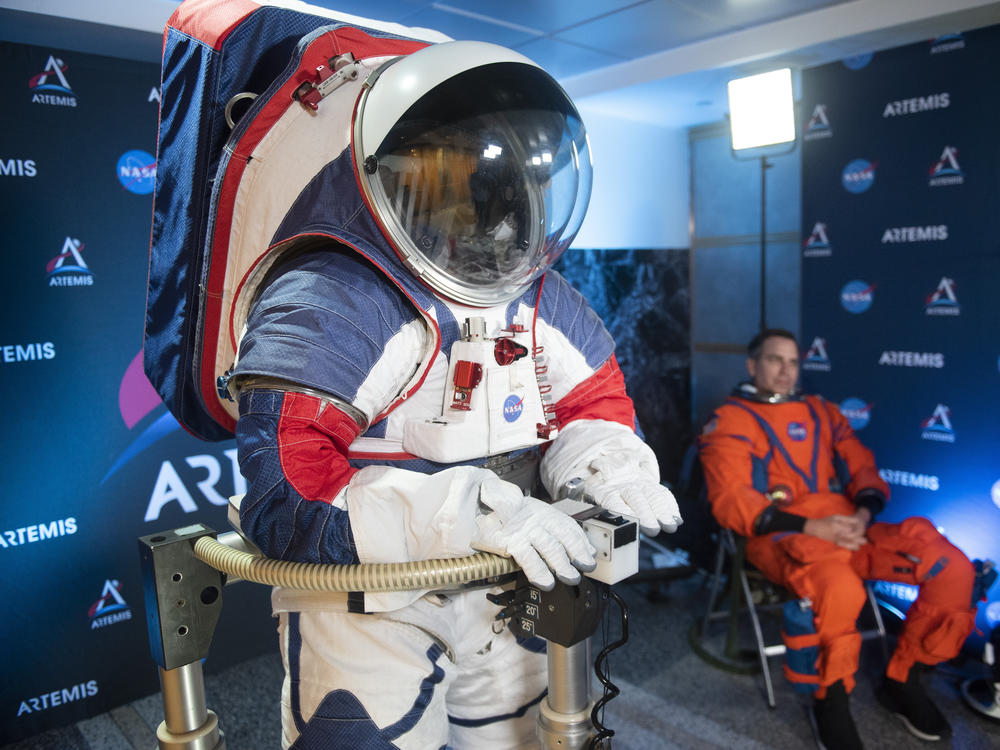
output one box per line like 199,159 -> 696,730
231,244 -> 633,612
699,390 -> 889,538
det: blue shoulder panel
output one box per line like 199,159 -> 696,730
535,270 -> 615,370
232,246 -> 421,404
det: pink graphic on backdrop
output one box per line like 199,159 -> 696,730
119,351 -> 162,428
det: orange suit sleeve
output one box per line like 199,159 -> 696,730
697,405 -> 771,538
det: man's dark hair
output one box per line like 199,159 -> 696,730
747,328 -> 798,359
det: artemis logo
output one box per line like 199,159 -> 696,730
992,479 -> 1000,511
0,517 -> 76,549
921,404 -> 955,443
89,579 -> 133,629
803,104 -> 832,140
47,236 -> 94,287
925,277 -> 960,316
148,86 -> 161,103
883,92 -> 950,118
17,681 -> 98,716
803,222 -> 832,258
878,351 -> 944,368
842,159 -> 876,193
873,581 -> 918,604
0,158 -> 37,177
145,452 -> 247,522
839,397 -> 872,430
929,146 -> 964,187
2,342 -> 56,363
879,468 -> 939,491
930,33 -> 965,54
29,54 -> 77,107
880,225 -> 947,243
802,337 -> 831,371
117,149 -> 156,195
840,280 -> 875,313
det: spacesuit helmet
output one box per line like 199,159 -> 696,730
355,41 -> 593,307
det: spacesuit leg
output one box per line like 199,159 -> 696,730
749,535 -> 866,696
444,589 -> 548,749
857,517 -> 976,682
277,604 -> 455,750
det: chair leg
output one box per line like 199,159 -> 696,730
689,533 -> 767,676
740,566 -> 777,708
865,582 -> 890,663
702,533 -> 727,625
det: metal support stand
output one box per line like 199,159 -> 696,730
156,663 -> 225,750
538,641 -> 593,749
759,154 -> 772,332
496,573 -> 609,747
141,530 -> 621,748
140,524 -> 227,750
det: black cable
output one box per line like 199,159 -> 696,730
588,588 -> 629,749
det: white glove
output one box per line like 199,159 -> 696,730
471,476 -> 597,591
541,420 -> 683,537
580,454 -> 683,537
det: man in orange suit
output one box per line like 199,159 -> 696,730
699,328 -> 976,749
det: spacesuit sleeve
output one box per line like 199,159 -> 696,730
697,407 -> 773,538
236,388 -> 361,564
232,248 -> 493,581
532,271 -> 667,498
823,399 -> 889,512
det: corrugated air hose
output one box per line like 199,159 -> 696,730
192,535 -> 519,592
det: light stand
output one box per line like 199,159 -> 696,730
727,68 -> 797,332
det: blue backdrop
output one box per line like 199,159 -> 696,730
0,40 -> 275,742
800,26 -> 1000,641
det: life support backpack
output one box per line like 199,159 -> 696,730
143,0 -> 445,440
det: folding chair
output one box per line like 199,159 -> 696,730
690,527 -> 889,708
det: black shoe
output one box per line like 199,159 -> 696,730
877,662 -> 951,741
809,680 -> 864,750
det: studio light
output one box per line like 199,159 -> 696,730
727,68 -> 795,151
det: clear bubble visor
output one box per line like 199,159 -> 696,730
361,62 -> 592,306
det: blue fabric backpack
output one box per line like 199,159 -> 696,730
143,0 -> 443,440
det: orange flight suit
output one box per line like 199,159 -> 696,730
699,391 -> 976,697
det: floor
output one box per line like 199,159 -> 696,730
4,550 -> 999,749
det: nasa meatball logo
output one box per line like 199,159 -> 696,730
842,159 -> 876,193
839,398 -> 872,430
117,150 -> 157,195
787,422 -> 807,441
840,280 -> 875,313
503,394 -> 524,423
842,53 -> 873,70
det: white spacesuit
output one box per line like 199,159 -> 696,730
229,40 -> 681,749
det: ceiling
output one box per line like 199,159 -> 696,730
2,0 -> 999,128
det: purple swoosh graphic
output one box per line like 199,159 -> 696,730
119,350 -> 162,428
